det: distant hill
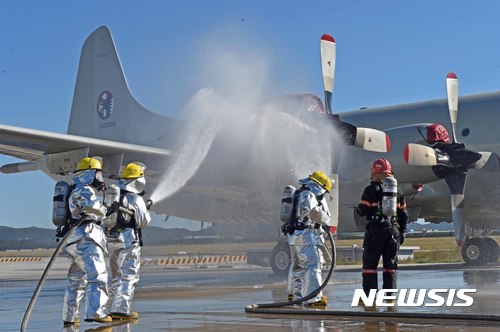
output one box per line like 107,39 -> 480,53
0,226 -> 55,241
0,221 -> 284,250
0,226 -> 196,250
0,221 -> 457,250
0,226 -> 55,250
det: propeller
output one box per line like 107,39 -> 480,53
320,34 -> 390,154
319,34 -> 390,229
405,73 -> 500,246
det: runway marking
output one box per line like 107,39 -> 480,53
0,257 -> 46,263
0,255 -> 248,266
141,255 -> 247,267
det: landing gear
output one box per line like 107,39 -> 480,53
483,237 -> 499,263
270,236 -> 337,276
461,237 -> 499,265
270,239 -> 290,277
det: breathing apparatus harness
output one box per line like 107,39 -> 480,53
281,186 -> 312,235
103,182 -> 153,247
53,183 -> 77,240
52,172 -> 107,240
367,177 -> 399,226
106,190 -> 145,246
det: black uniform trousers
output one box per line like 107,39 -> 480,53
362,221 -> 401,295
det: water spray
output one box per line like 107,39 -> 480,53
150,88 -> 222,203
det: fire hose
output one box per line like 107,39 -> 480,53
245,232 -> 500,323
20,206 -> 135,332
246,229 -> 336,310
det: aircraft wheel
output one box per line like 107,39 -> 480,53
461,237 -> 487,265
271,239 -> 290,277
482,237 -> 499,263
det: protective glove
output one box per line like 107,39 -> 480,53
146,199 -> 154,211
308,209 -> 322,223
281,223 -> 293,235
308,207 -> 329,225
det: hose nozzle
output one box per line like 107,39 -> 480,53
146,199 -> 153,210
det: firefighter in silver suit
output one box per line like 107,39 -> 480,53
106,162 -> 151,320
63,157 -> 111,326
288,171 -> 333,307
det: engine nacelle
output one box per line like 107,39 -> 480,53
384,123 -> 442,185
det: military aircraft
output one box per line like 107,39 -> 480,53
1,26 -> 499,276
338,75 -> 500,268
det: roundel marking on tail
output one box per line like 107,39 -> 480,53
97,90 -> 114,120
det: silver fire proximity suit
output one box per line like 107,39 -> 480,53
107,177 -> 151,316
63,169 -> 109,322
287,178 -> 331,304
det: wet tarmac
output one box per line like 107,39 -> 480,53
1,260 -> 500,331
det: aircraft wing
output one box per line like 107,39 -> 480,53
0,124 -> 172,177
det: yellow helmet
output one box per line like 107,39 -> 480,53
309,171 -> 333,192
121,162 -> 146,179
76,157 -> 102,171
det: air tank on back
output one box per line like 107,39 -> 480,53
381,176 -> 398,220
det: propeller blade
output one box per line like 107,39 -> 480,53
354,127 -> 391,153
320,34 -> 336,114
446,72 -> 459,143
404,143 -> 438,166
473,152 -> 500,172
320,33 -> 389,153
451,194 -> 466,247
445,172 -> 467,246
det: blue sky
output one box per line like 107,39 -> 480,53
1,1 -> 500,229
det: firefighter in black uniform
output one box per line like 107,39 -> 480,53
356,158 -> 408,296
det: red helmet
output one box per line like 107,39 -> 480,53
371,158 -> 392,174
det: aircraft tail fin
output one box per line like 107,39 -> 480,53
67,26 -> 174,146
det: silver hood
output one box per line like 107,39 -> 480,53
298,178 -> 327,197
118,177 -> 146,194
72,169 -> 96,186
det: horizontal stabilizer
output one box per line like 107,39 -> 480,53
0,162 -> 38,174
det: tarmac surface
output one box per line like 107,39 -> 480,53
1,258 -> 500,331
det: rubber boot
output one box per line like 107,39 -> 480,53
305,294 -> 327,308
111,311 -> 139,320
84,315 -> 112,323
63,320 -> 80,327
